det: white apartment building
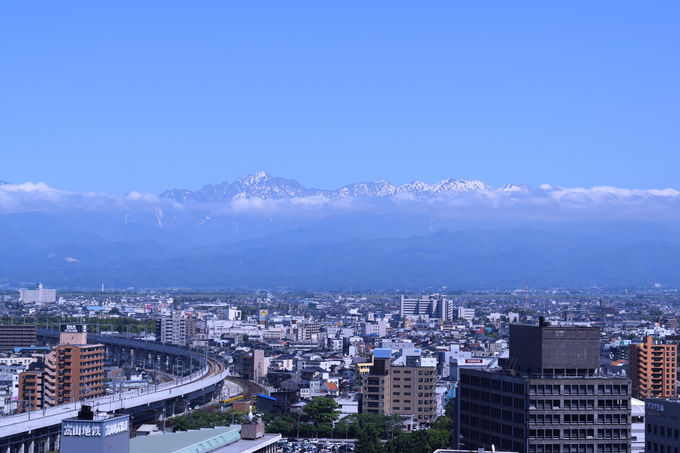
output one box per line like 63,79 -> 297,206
19,284 -> 56,304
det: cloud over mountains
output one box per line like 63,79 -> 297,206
0,172 -> 679,221
1,173 -> 680,289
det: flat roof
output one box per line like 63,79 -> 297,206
130,426 -> 240,453
373,348 -> 392,359
129,426 -> 282,453
217,433 -> 281,453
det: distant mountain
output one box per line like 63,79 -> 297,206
161,172 -> 315,203
2,227 -> 680,290
160,172 -> 522,202
2,173 -> 680,290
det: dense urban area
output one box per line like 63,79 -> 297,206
1,285 -> 679,452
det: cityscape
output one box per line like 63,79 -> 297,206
2,1 -> 679,453
0,287 -> 679,452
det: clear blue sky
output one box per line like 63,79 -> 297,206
1,1 -> 678,193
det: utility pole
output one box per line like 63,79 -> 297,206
297,410 -> 301,439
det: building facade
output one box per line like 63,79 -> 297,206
19,283 -> 56,304
156,312 -> 189,346
360,348 -> 437,426
234,349 -> 266,382
400,294 -> 453,321
18,324 -> 105,411
628,336 -> 677,399
0,325 -> 36,352
17,363 -> 45,412
645,398 -> 680,453
456,322 -> 631,453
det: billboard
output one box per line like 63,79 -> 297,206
61,415 -> 130,453
60,324 -> 86,333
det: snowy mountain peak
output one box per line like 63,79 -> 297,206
160,173 -> 526,203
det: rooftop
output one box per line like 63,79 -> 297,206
129,425 -> 282,453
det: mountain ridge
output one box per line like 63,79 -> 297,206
159,171 -> 525,203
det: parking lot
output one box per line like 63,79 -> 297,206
277,438 -> 356,453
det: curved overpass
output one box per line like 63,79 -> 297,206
0,330 -> 232,450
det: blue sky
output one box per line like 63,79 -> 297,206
1,1 -> 678,194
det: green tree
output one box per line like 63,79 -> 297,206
303,397 -> 340,427
355,426 -> 385,453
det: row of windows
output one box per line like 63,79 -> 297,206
648,442 -> 680,453
528,445 -> 629,453
461,415 -> 525,437
461,374 -> 525,394
392,377 -> 434,383
464,410 -> 630,431
462,388 -> 525,408
459,427 -> 524,452
527,428 -> 628,440
394,405 -> 433,412
392,369 -> 434,375
461,401 -> 525,422
512,413 -> 626,425
529,399 -> 629,410
463,413 -> 525,427
648,424 -> 680,438
529,384 -> 629,396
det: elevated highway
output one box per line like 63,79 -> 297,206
0,331 -> 236,453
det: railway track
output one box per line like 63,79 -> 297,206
225,376 -> 266,399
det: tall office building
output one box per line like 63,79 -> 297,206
628,336 -> 677,399
18,324 -> 105,411
360,348 -> 437,426
400,294 -> 453,321
456,321 -> 631,453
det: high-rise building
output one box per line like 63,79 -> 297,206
456,321 -> 631,453
18,324 -> 104,411
19,283 -> 56,304
400,294 -> 453,321
628,336 -> 677,399
360,348 -> 437,426
156,312 -> 189,346
0,325 -> 36,352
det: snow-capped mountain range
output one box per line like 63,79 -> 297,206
160,171 -> 528,203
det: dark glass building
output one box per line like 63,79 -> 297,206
455,320 -> 631,453
645,399 -> 680,453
